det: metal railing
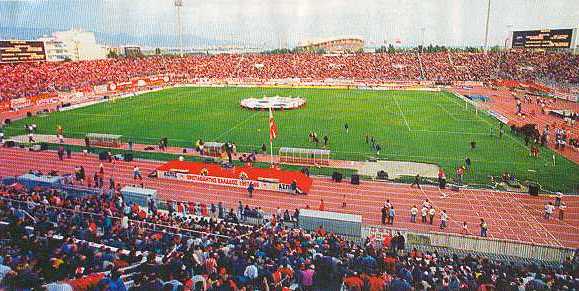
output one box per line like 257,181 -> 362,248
362,225 -> 575,262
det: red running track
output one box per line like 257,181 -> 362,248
1,147 -> 578,248
453,87 -> 579,163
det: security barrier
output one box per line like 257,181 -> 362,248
363,225 -> 575,262
299,209 -> 362,237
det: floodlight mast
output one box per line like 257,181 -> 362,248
483,0 -> 491,52
175,0 -> 184,57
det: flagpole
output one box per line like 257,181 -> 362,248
270,139 -> 274,165
268,106 -> 277,166
269,106 -> 274,165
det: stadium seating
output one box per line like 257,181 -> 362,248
0,50 -> 578,290
0,51 -> 577,102
0,180 -> 577,290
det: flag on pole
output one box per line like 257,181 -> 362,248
269,108 -> 278,142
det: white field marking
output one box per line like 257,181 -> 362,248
410,129 -> 489,136
446,94 -> 469,110
435,104 -> 460,121
444,93 -> 541,159
3,129 -> 548,167
67,113 -> 122,118
213,111 -> 261,140
392,94 -> 411,131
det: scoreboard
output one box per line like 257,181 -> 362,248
512,29 -> 574,49
0,40 -> 46,63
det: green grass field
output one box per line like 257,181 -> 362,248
5,87 -> 578,193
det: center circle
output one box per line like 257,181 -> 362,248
240,96 -> 306,110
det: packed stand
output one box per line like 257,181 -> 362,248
1,51 -> 578,101
0,181 -> 578,290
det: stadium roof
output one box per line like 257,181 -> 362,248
297,36 -> 364,47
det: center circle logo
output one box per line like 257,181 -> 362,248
240,96 -> 306,110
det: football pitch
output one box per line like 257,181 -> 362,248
5,87 -> 578,192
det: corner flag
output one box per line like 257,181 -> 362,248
269,108 -> 278,142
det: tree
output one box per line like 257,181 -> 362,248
375,46 -> 387,53
261,48 -> 293,55
107,50 -> 118,59
315,48 -> 327,55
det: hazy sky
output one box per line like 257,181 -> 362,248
0,0 -> 578,48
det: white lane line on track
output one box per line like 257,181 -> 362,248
2,151 -> 576,244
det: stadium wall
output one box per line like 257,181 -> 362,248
363,225 -> 574,262
286,206 -> 574,262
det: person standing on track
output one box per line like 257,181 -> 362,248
133,166 -> 142,180
384,200 -> 393,223
422,199 -> 431,209
410,205 -> 418,223
555,192 -> 563,206
247,182 -> 254,198
428,207 -> 436,225
388,206 -> 396,225
57,145 -> 65,161
544,202 -> 555,219
440,210 -> 448,229
559,202 -> 566,220
381,205 -> 388,225
480,219 -> 488,237
421,206 -> 428,224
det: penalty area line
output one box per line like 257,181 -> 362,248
410,129 -> 489,136
213,111 -> 261,140
68,113 -> 122,118
392,95 -> 411,132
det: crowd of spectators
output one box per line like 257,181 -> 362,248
511,94 -> 579,153
498,51 -> 579,85
0,181 -> 578,290
1,50 -> 577,101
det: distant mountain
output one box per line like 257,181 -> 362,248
0,26 -> 55,40
94,32 -> 229,48
0,26 -> 230,48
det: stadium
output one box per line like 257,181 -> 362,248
296,37 -> 364,54
0,1 -> 579,290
